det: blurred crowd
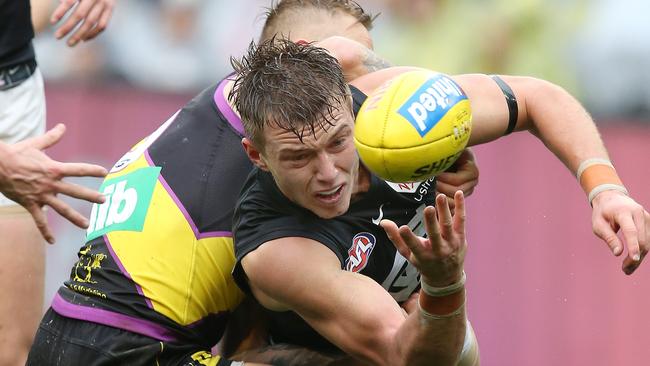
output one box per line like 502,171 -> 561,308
34,0 -> 650,120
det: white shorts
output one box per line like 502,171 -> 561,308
0,68 -> 46,207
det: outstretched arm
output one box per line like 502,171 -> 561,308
351,69 -> 648,274
456,74 -> 648,274
241,192 -> 469,366
0,124 -> 107,243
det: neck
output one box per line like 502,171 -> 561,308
351,164 -> 371,200
222,79 -> 241,118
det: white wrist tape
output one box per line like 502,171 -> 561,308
588,184 -> 629,205
420,271 -> 466,297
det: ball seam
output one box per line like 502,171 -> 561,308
381,76 -> 407,182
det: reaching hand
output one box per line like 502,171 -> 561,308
0,124 -> 107,243
591,190 -> 649,275
51,0 -> 116,47
435,149 -> 479,212
381,191 -> 467,287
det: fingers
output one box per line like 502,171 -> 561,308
44,195 -> 90,229
398,224 -> 427,259
621,210 -> 649,275
53,0 -> 115,46
435,148 -> 479,197
55,161 -> 108,178
83,3 -> 113,41
66,1 -> 105,46
381,219 -> 412,260
622,251 -> 646,275
26,204 -> 55,244
434,193 -> 453,239
435,179 -> 476,199
54,0 -> 91,41
593,218 -> 624,256
51,0 -> 77,26
445,196 -> 456,216
452,190 -> 466,236
633,209 -> 648,258
617,213 -> 641,262
52,180 -> 106,204
20,123 -> 66,150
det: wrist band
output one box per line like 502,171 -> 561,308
575,158 -> 628,205
418,296 -> 465,320
420,271 -> 466,297
588,184 -> 629,205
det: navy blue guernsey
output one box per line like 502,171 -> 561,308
0,0 -> 35,68
232,108 -> 439,352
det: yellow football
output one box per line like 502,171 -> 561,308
354,70 -> 472,183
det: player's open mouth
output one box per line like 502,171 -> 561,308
315,185 -> 344,203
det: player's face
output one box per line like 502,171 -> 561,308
260,103 -> 359,219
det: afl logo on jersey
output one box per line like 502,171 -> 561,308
345,232 -> 377,273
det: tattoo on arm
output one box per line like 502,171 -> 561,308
362,50 -> 392,72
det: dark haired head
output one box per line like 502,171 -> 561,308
229,37 -> 350,148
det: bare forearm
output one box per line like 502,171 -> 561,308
521,78 -> 609,174
391,290 -> 466,366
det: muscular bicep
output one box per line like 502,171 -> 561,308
241,237 -> 407,365
453,74 -> 544,146
351,69 -> 542,147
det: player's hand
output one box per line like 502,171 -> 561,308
51,0 -> 116,47
0,124 -> 107,243
381,191 -> 467,287
436,148 -> 478,212
591,190 -> 649,275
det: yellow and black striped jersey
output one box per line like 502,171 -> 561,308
53,78 -> 250,348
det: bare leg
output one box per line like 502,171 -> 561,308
0,207 -> 45,365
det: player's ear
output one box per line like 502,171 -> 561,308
242,137 -> 269,171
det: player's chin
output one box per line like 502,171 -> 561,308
309,196 -> 350,219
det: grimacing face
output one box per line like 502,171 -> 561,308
258,103 -> 359,219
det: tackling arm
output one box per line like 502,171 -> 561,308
456,74 -> 649,274
351,69 -> 648,274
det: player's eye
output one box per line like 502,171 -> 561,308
289,152 -> 309,162
331,135 -> 350,150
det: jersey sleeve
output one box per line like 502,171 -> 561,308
232,170 -> 346,293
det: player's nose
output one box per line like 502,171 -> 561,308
313,152 -> 338,182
